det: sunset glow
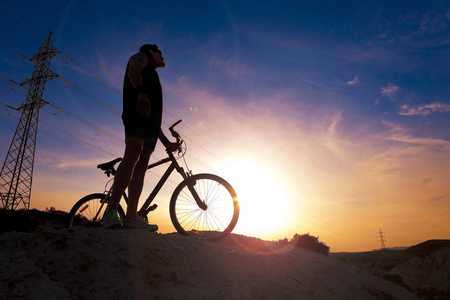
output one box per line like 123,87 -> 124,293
229,159 -> 291,238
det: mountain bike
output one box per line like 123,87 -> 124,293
67,120 -> 239,242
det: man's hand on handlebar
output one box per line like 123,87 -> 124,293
165,141 -> 180,153
165,120 -> 183,153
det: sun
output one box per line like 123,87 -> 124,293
228,159 -> 291,239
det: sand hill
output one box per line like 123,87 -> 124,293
388,246 -> 450,297
332,239 -> 450,299
0,223 -> 418,300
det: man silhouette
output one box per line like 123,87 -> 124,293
103,44 -> 177,230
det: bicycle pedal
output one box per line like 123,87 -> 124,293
149,204 -> 158,211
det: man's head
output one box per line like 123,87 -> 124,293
140,44 -> 165,69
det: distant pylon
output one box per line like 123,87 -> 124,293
378,228 -> 386,255
0,31 -> 59,210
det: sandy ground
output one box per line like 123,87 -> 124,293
0,227 -> 418,300
388,246 -> 450,295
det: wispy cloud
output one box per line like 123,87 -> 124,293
386,134 -> 450,149
417,10 -> 450,37
373,8 -> 450,48
347,74 -> 360,85
381,120 -> 450,149
362,120 -> 450,171
340,42 -> 397,63
207,53 -> 249,77
430,194 -> 449,202
380,83 -> 400,102
399,102 -> 450,116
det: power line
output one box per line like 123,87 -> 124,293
2,107 -> 119,158
0,74 -> 25,89
0,3 -> 43,39
0,3 -> 123,96
40,118 -> 120,157
0,9 -> 228,175
0,5 -> 238,175
2,48 -> 228,176
161,112 -> 235,168
11,0 -> 123,84
1,15 -> 235,171
2,104 -> 182,187
58,52 -> 123,95
9,0 -> 123,94
1,74 -> 170,164
1,74 -> 122,142
1,5 -> 237,169
0,33 -> 122,120
56,75 -> 121,116
0,35 -> 30,62
2,72 -> 172,163
43,100 -> 124,143
301,207 -> 353,238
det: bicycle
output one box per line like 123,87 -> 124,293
67,120 -> 240,242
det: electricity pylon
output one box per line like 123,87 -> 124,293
0,31 -> 59,210
378,228 -> 386,250
378,228 -> 386,257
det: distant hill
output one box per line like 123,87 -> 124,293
404,239 -> 450,256
385,246 -> 408,251
332,239 -> 450,263
331,239 -> 450,299
388,246 -> 450,299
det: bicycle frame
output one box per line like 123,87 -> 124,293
117,148 -> 207,218
96,119 -> 206,219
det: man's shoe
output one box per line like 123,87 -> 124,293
124,216 -> 158,232
102,210 -> 123,229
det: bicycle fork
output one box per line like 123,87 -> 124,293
140,159 -> 207,216
173,158 -> 208,211
185,177 -> 208,210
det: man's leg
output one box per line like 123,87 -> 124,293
108,137 -> 144,211
125,146 -> 153,221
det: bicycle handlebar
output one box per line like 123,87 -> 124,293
169,119 -> 182,141
169,119 -> 182,131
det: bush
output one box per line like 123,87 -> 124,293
0,208 -> 45,233
0,208 -> 69,233
291,233 -> 330,255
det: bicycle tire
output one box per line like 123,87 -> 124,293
169,173 -> 239,242
67,193 -> 125,228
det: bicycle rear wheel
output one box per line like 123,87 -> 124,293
67,193 -> 125,228
170,174 -> 239,242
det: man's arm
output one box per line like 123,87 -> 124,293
158,128 -> 170,146
127,53 -> 151,116
159,128 -> 179,152
127,52 -> 147,88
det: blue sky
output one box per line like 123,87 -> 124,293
1,0 -> 449,251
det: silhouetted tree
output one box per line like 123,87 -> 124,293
291,233 -> 330,255
277,238 -> 289,244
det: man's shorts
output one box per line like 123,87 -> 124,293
123,118 -> 159,150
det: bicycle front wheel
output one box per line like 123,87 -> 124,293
170,174 -> 239,242
67,193 -> 125,228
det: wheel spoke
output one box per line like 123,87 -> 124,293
68,194 -> 124,229
170,174 -> 239,241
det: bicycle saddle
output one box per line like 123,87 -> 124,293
97,157 -> 123,171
